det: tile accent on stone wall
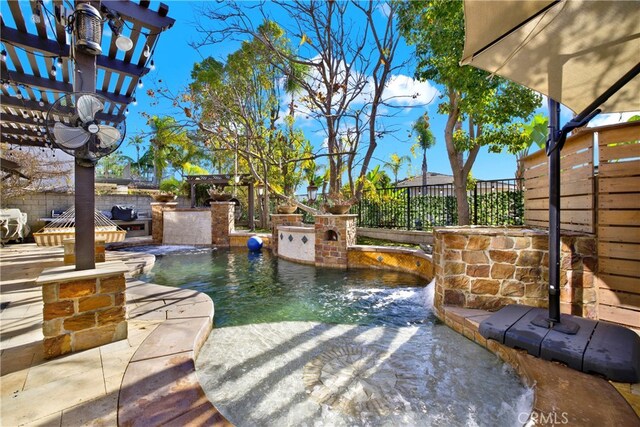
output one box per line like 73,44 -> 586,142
270,214 -> 303,254
38,262 -> 129,359
347,246 -> 433,280
432,227 -> 597,319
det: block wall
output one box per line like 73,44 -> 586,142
151,202 -> 177,244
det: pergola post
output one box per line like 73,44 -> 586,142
73,1 -> 98,271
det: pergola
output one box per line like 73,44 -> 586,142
187,174 -> 256,231
1,0 -> 175,268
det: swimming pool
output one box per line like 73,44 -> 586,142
127,245 -> 532,426
135,246 -> 433,328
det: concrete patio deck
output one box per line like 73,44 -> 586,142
0,243 -> 228,426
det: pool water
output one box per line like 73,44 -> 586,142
135,246 -> 434,328
124,245 -> 533,426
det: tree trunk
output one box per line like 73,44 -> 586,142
422,150 -> 427,187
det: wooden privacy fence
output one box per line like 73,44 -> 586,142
521,121 -> 640,329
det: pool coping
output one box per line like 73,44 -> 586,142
116,246 -> 638,426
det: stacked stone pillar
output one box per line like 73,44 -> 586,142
151,202 -> 178,244
314,214 -> 357,269
270,214 -> 303,254
211,202 -> 235,247
36,261 -> 129,359
432,227 -> 597,320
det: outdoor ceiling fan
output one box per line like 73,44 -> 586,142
46,93 -> 126,166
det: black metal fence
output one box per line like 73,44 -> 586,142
357,179 -> 523,230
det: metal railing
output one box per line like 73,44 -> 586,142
357,179 -> 523,230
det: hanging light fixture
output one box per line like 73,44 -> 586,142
124,108 -> 129,116
56,57 -> 63,68
307,184 -> 318,202
143,44 -> 151,58
1,49 -> 6,62
73,3 -> 103,55
106,10 -> 133,52
50,64 -> 57,77
137,79 -> 143,88
150,59 -> 155,71
132,97 -> 137,106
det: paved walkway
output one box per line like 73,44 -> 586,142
0,243 -> 226,426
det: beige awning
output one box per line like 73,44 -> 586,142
461,0 -> 640,115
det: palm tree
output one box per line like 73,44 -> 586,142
147,116 -> 190,185
412,113 -> 436,186
384,153 -> 411,185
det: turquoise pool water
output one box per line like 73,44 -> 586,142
130,246 -> 433,328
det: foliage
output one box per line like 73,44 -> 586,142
147,115 -> 197,184
0,145 -> 73,200
515,113 -> 549,180
357,183 -> 524,230
398,0 -> 541,224
384,153 -> 412,184
159,177 -> 183,194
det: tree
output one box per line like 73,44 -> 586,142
193,1 -> 409,201
514,113 -> 548,182
384,153 -> 411,184
147,116 -> 193,185
398,0 -> 541,224
412,113 -> 436,186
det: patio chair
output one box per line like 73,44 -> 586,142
0,209 -> 30,245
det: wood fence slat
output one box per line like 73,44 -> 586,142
562,149 -> 593,169
598,210 -> 640,226
599,257 -> 640,277
524,181 -> 593,199
599,160 -> 640,178
599,177 -> 640,193
597,305 -> 640,328
599,125 -> 640,147
527,195 -> 593,210
598,242 -> 640,260
597,274 -> 640,294
598,193 -> 640,209
598,226 -> 640,243
600,142 -> 640,163
598,289 -> 640,311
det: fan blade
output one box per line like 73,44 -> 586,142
77,95 -> 104,123
96,125 -> 121,149
53,122 -> 90,149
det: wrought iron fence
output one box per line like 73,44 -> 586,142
357,179 -> 523,230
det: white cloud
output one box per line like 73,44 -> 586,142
381,74 -> 439,107
587,111 -> 639,128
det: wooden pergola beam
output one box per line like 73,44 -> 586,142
0,68 -> 132,105
102,1 -> 175,30
0,26 -> 151,78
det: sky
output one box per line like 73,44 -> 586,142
3,0 -> 636,183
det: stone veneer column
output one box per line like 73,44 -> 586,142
151,202 -> 178,244
270,214 -> 303,254
314,214 -> 357,269
36,261 -> 129,359
432,227 -> 597,320
211,202 -> 235,247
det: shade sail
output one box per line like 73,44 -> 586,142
461,0 -> 640,115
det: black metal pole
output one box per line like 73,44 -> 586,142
547,98 -> 561,323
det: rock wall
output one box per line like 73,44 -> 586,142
432,227 -> 597,320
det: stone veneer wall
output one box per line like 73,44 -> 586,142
270,214 -> 303,254
314,215 -> 357,269
38,262 -> 128,359
347,246 -> 433,280
210,202 -> 235,247
151,202 -> 177,244
432,227 -> 597,320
